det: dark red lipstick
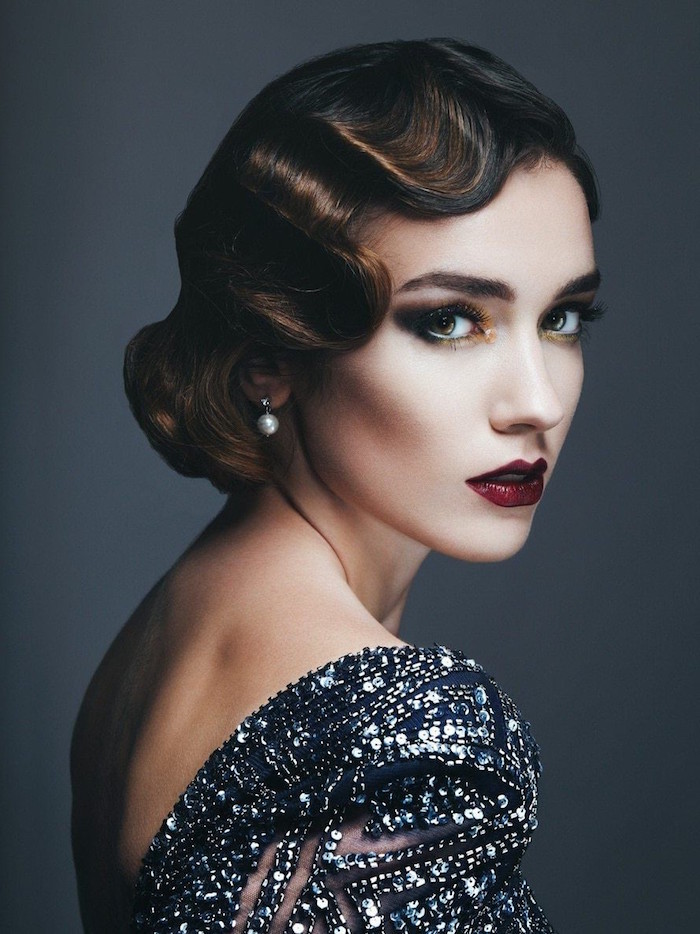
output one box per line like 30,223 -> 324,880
466,458 -> 548,507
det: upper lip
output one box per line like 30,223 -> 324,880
467,458 -> 548,482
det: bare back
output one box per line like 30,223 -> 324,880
70,499 -> 406,932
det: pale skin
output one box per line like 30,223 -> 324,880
70,162 -> 598,932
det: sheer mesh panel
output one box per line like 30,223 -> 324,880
233,761 -> 553,933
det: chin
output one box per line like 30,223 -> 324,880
429,515 -> 536,563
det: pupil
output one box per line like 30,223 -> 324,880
551,311 -> 565,331
435,313 -> 455,335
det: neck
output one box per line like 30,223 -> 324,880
223,474 -> 429,636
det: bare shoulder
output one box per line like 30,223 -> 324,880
102,539 -> 404,885
163,521 -> 409,704
162,545 -> 408,737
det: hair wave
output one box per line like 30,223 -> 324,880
124,38 -> 599,493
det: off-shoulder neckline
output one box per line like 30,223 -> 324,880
134,641 -> 472,891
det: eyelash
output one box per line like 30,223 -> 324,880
406,301 -> 607,347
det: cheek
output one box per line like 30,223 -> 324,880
298,346 -> 454,493
562,352 -> 584,416
549,347 -> 585,435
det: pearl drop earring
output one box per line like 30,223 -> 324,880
256,397 -> 279,436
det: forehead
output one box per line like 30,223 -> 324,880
365,164 -> 595,296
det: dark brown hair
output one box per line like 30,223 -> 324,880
124,38 -> 599,493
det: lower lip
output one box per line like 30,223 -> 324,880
466,475 -> 544,507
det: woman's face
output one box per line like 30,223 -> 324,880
293,163 -> 599,561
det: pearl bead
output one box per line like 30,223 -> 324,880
257,413 -> 279,436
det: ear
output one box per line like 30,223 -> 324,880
239,355 -> 293,410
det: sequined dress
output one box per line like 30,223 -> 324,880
132,643 -> 555,933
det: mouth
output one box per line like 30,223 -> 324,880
466,458 -> 548,508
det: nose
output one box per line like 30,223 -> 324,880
488,338 -> 566,435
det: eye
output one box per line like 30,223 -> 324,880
406,303 -> 488,344
542,307 -> 581,335
425,309 -> 477,340
540,301 -> 607,343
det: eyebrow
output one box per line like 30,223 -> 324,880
394,268 -> 601,302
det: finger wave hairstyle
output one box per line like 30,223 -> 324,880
124,38 -> 599,494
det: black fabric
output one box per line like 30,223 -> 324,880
132,643 -> 554,933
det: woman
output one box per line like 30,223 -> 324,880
71,38 -> 603,933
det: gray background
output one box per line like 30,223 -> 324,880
2,1 -> 698,931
